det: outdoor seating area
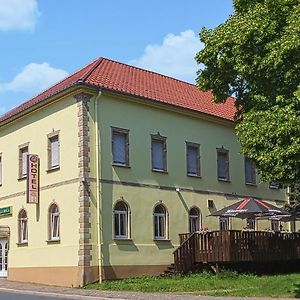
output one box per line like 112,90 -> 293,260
174,230 -> 300,273
173,197 -> 300,274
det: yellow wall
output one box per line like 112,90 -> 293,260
91,93 -> 287,269
0,96 -> 80,268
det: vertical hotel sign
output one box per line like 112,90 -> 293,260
27,154 -> 40,204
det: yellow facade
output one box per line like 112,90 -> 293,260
0,78 -> 291,286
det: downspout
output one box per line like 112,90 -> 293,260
94,89 -> 102,282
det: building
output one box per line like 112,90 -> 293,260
0,58 -> 287,286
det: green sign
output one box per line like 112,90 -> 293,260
0,206 -> 12,217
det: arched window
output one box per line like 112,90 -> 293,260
114,201 -> 130,239
189,207 -> 201,233
246,218 -> 256,230
18,209 -> 28,244
219,217 -> 230,230
49,204 -> 60,241
153,204 -> 168,240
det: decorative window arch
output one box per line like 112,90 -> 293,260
18,209 -> 28,244
113,200 -> 130,239
49,203 -> 60,241
153,203 -> 168,240
189,207 -> 201,233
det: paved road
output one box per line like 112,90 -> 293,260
0,290 -> 120,300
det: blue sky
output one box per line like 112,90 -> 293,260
0,0 -> 233,114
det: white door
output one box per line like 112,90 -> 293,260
0,238 -> 8,277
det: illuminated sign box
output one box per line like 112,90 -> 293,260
27,154 -> 40,204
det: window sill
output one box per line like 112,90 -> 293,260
153,238 -> 171,242
152,169 -> 168,174
218,178 -> 231,183
16,242 -> 28,246
113,238 -> 132,241
245,182 -> 257,187
46,166 -> 60,173
17,176 -> 27,181
187,174 -> 201,178
112,163 -> 131,168
46,239 -> 60,244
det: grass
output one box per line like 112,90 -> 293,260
84,270 -> 300,297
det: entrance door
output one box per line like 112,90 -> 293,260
0,239 -> 8,277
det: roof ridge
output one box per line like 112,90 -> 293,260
79,57 -> 103,82
18,57 -> 102,103
100,56 -> 199,88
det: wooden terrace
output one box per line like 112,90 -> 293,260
174,230 -> 300,273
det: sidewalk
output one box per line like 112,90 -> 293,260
0,279 -> 292,300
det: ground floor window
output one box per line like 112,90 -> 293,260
154,204 -> 168,240
246,218 -> 256,230
271,219 -> 279,231
18,209 -> 28,244
114,201 -> 130,239
189,207 -> 201,232
49,204 -> 60,241
219,217 -> 230,230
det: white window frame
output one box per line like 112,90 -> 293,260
186,142 -> 201,177
151,134 -> 167,172
113,201 -> 130,239
153,204 -> 168,240
18,143 -> 29,179
271,219 -> 279,231
0,153 -> 2,186
111,127 -> 130,167
49,204 -> 60,241
219,217 -> 230,230
246,218 -> 256,230
217,148 -> 230,181
18,209 -> 28,244
47,131 -> 60,170
245,156 -> 256,185
189,207 -> 201,233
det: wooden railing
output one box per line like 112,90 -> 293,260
174,232 -> 197,273
174,230 -> 300,273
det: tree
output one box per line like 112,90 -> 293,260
195,0 -> 300,207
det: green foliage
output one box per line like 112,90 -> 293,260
196,0 -> 300,111
195,0 -> 300,203
84,272 -> 300,297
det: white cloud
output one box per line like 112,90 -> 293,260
0,0 -> 40,31
129,30 -> 203,83
0,62 -> 69,93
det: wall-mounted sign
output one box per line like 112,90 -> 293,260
27,154 -> 40,204
0,206 -> 12,217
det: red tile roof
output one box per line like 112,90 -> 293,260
0,57 -> 236,124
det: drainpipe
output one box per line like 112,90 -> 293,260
94,90 -> 102,282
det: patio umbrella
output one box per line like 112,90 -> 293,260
210,197 -> 289,219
